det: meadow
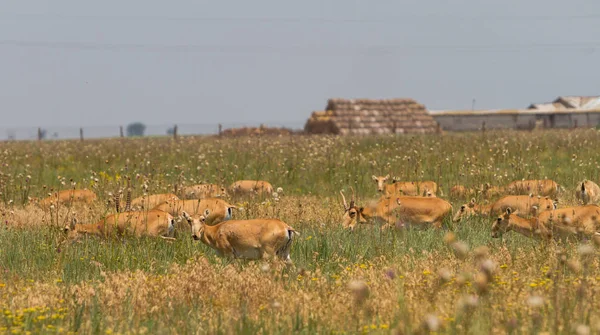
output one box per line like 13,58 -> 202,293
1,129 -> 600,334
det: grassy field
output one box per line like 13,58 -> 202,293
1,129 -> 600,334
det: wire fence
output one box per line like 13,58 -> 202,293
1,121 -> 306,141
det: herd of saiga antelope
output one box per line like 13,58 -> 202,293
32,176 -> 600,264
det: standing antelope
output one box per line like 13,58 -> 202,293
491,208 -> 552,240
182,211 -> 299,263
340,190 -> 452,230
491,205 -> 600,240
489,194 -> 556,217
64,210 -> 176,241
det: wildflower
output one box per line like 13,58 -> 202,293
568,259 -> 583,274
480,259 -> 497,279
473,246 -> 489,260
421,314 -> 440,332
437,268 -> 452,283
443,232 -> 456,244
384,268 -> 396,280
474,273 -> 489,294
527,295 -> 544,308
458,294 -> 479,312
505,318 -> 518,332
575,324 -> 591,335
348,280 -> 369,305
451,241 -> 469,260
578,244 -> 595,260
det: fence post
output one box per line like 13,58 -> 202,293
218,124 -> 222,137
173,124 -> 178,140
80,128 -> 84,141
120,126 -> 124,138
37,128 -> 42,141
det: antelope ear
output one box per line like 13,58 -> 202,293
384,174 -> 390,180
65,217 -> 77,233
505,207 -> 512,215
181,211 -> 191,220
204,209 -> 210,216
371,175 -> 378,181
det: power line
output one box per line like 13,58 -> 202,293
0,40 -> 598,54
2,13 -> 600,23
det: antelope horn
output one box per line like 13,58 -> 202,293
125,187 -> 132,212
340,190 -> 348,210
114,191 -> 120,213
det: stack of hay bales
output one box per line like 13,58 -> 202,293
220,126 -> 295,137
304,98 -> 438,135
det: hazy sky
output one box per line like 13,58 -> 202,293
2,0 -> 600,129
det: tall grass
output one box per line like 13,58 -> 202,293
1,129 -> 600,334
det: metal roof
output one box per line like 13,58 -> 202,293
429,108 -> 600,116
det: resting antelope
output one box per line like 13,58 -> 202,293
372,175 -> 438,197
480,183 -> 504,199
64,209 -> 176,241
449,185 -> 476,199
229,180 -> 274,197
505,179 -> 560,198
127,193 -> 180,211
182,211 -> 299,263
452,199 -> 492,223
181,184 -> 228,199
38,189 -> 97,209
